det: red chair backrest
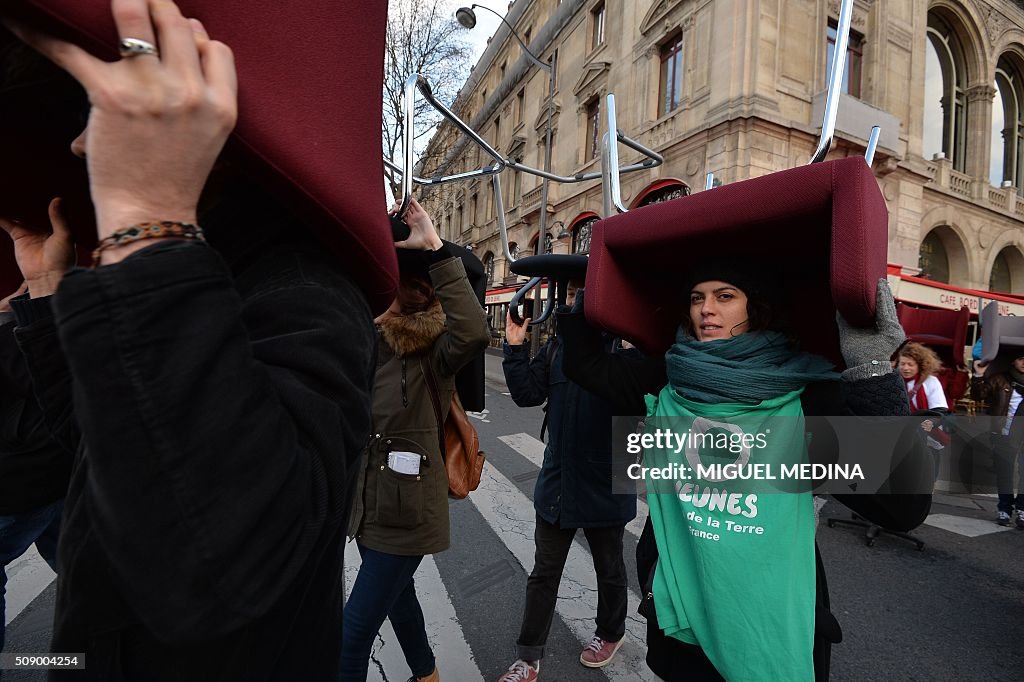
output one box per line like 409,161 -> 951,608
936,367 -> 969,406
1,1 -> 398,313
584,156 -> 887,368
895,304 -> 970,369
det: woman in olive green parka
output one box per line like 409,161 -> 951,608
342,198 -> 490,682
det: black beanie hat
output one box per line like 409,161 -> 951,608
388,219 -> 488,413
682,259 -> 780,305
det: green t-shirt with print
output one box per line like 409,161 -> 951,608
645,386 -> 816,682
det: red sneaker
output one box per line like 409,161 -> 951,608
496,659 -> 539,682
579,634 -> 624,668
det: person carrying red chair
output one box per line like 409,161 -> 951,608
550,152 -> 932,680
0,0 -> 398,678
972,352 -> 1024,528
496,278 -> 637,682
558,269 -> 925,681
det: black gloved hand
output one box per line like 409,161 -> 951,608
571,286 -> 586,314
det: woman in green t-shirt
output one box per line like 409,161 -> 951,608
556,261 -> 931,681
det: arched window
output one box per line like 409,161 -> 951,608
505,242 -> 520,279
918,231 -> 951,283
992,56 -> 1024,192
530,232 -> 553,255
636,183 -> 690,207
924,14 -> 967,171
990,247 -> 1024,293
482,251 -> 495,287
572,216 -> 598,254
990,249 -> 1012,292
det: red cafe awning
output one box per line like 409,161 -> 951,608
484,283 -> 553,306
886,264 -> 1024,317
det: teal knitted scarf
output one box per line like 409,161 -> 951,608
665,329 -> 839,404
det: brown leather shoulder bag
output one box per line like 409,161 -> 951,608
420,358 -> 486,499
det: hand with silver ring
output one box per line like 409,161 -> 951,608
3,0 -> 238,265
119,37 -> 159,58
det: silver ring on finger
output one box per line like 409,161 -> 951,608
119,38 -> 159,59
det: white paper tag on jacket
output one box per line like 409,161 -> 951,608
387,451 -> 421,475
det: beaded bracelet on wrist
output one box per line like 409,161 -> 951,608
92,221 -> 205,266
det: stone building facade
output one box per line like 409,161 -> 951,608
420,0 -> 1024,326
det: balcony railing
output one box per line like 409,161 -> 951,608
949,170 -> 971,198
927,156 -> 1024,220
645,113 -> 680,149
521,186 -> 542,214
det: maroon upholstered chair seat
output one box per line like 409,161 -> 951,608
1,1 -> 398,313
584,156 -> 887,368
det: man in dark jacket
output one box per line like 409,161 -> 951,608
497,282 -> 637,682
0,289 -> 69,656
3,190 -> 377,681
0,2 -> 391,678
972,351 -> 1024,527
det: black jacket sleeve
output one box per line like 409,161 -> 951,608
557,308 -> 666,415
10,296 -> 81,457
428,255 -> 491,378
502,339 -> 550,408
0,318 -> 74,513
23,239 -> 375,642
0,319 -> 42,441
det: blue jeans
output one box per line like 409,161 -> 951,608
1,499 -> 62,653
340,544 -> 434,681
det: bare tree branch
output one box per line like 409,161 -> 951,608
383,0 -> 471,176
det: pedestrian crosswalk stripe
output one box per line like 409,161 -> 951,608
498,433 -> 650,539
470,461 -> 659,680
8,430 -> 657,681
922,513 -> 1014,538
344,542 -> 484,682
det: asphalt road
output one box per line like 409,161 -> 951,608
3,350 -> 1022,681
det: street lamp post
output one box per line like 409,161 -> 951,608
457,4 -> 556,356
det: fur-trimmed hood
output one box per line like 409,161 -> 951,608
377,301 -> 445,357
